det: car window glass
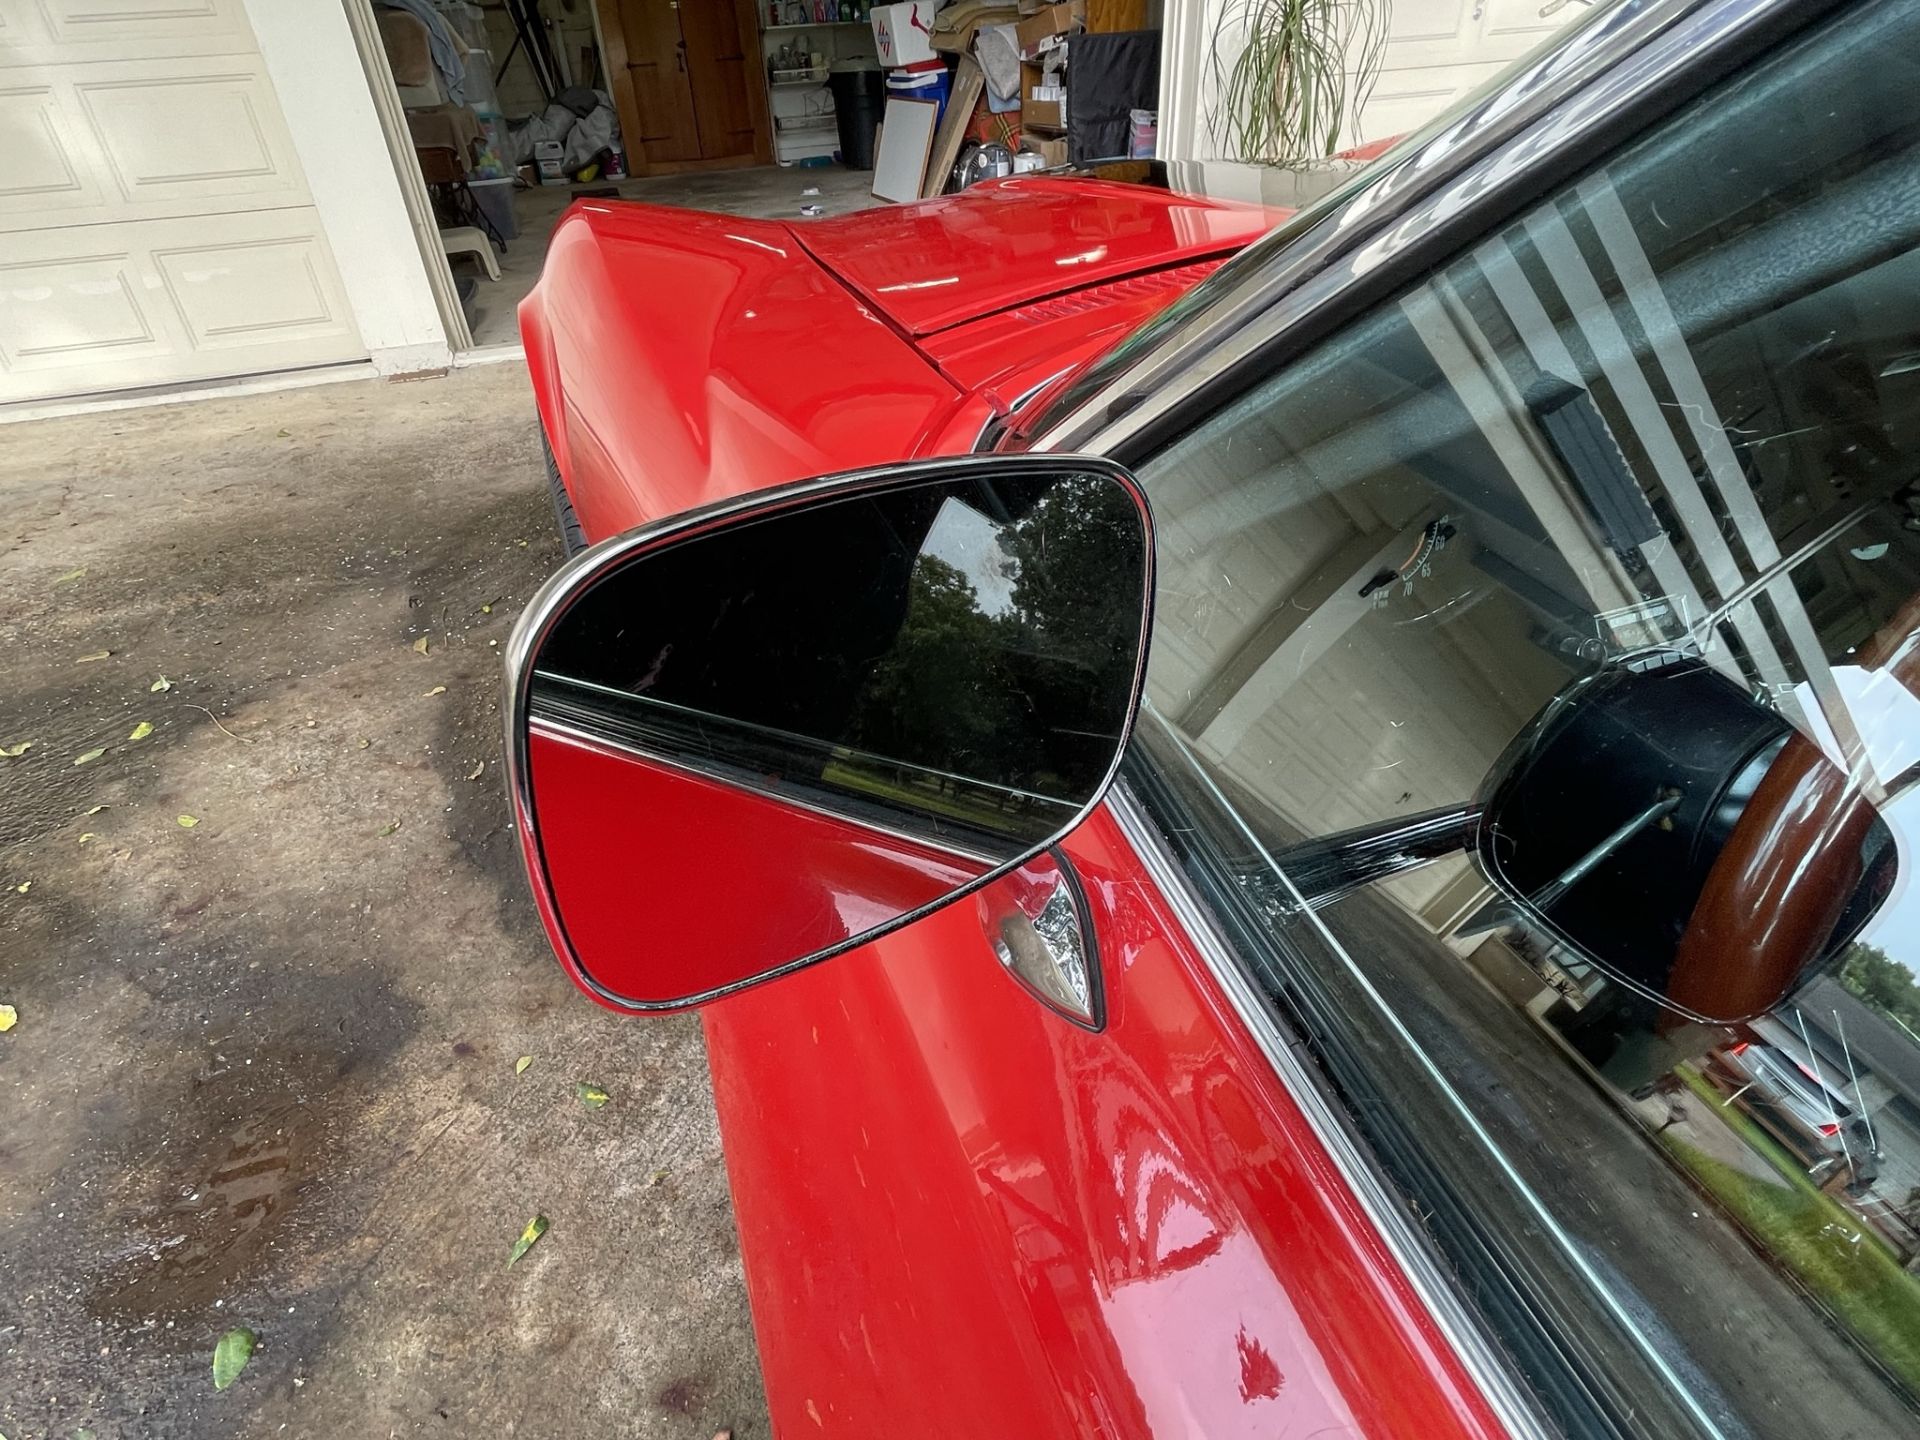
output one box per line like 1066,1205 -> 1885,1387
1131,5 -> 1920,1436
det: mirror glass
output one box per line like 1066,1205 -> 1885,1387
519,460 -> 1150,1009
1477,655 -> 1898,1028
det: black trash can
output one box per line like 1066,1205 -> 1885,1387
829,66 -> 885,170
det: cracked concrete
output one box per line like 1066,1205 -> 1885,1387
0,364 -> 766,1439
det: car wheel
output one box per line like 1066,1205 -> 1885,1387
543,430 -> 587,557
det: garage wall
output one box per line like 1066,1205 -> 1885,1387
1159,0 -> 1582,162
243,0 -> 452,375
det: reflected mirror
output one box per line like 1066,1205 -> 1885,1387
510,457 -> 1152,1010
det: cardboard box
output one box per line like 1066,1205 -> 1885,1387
1014,0 -> 1082,57
871,0 -> 942,68
1020,59 -> 1065,130
930,0 -> 1017,53
1022,133 -> 1068,166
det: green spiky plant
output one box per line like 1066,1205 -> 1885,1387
1208,0 -> 1392,164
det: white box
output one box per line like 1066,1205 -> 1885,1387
871,1 -> 942,68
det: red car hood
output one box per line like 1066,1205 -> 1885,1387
520,176 -> 1285,542
794,174 -> 1277,337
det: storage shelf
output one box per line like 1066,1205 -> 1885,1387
763,21 -> 870,31
770,73 -> 830,86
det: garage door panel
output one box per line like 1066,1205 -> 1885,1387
79,62 -> 302,205
0,0 -> 255,66
1,54 -> 309,231
0,247 -> 164,368
0,80 -> 111,217
0,210 -> 362,402
155,233 -> 348,350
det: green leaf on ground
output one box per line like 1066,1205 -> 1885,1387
74,748 -> 105,766
423,686 -> 446,697
76,650 -> 110,663
85,804 -> 108,815
514,1055 -> 532,1075
56,567 -> 86,584
150,676 -> 172,692
13,881 -> 29,894
412,635 -> 430,655
507,1214 -> 549,1267
128,721 -> 153,741
378,821 -> 400,837
78,833 -> 97,846
0,741 -> 30,757
574,1083 -> 609,1110
0,1004 -> 17,1032
211,1326 -> 255,1390
177,815 -> 199,829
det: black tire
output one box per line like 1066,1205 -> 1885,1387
543,430 -> 587,557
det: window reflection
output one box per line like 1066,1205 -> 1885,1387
1134,6 -> 1920,1434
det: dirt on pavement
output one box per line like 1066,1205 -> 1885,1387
0,365 -> 767,1439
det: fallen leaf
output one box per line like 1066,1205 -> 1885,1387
150,676 -> 172,692
177,814 -> 199,829
276,428 -> 291,438
128,721 -> 154,741
412,636 -> 430,655
480,602 -> 495,614
13,881 -> 29,894
507,1214 -> 549,1267
514,1054 -> 533,1075
0,741 -> 30,758
78,833 -> 97,846
423,686 -> 447,697
466,759 -> 485,781
56,567 -> 86,584
76,650 -> 111,663
211,1326 -> 255,1390
85,804 -> 108,816
74,748 -> 105,766
0,1003 -> 15,1032
575,1082 -> 609,1110
645,1169 -> 669,1188
356,737 -> 371,750
378,821 -> 400,837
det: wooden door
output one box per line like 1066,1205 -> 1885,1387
600,0 -> 770,174
680,0 -> 759,163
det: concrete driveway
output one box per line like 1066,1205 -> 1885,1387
0,366 -> 765,1439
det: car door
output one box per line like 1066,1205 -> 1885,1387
513,2 -> 1920,1436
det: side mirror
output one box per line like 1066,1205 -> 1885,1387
1475,655 -> 1896,1024
504,456 -> 1153,1011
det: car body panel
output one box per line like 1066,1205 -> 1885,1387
518,177 -> 1496,1437
524,202 -> 967,544
792,176 -> 1279,336
920,259 -> 1230,412
528,726 -> 985,1009
704,805 -> 1506,1440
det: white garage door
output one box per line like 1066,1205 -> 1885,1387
0,0 -> 364,405
1350,0 -> 1583,151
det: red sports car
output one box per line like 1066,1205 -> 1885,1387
510,2 -> 1920,1436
